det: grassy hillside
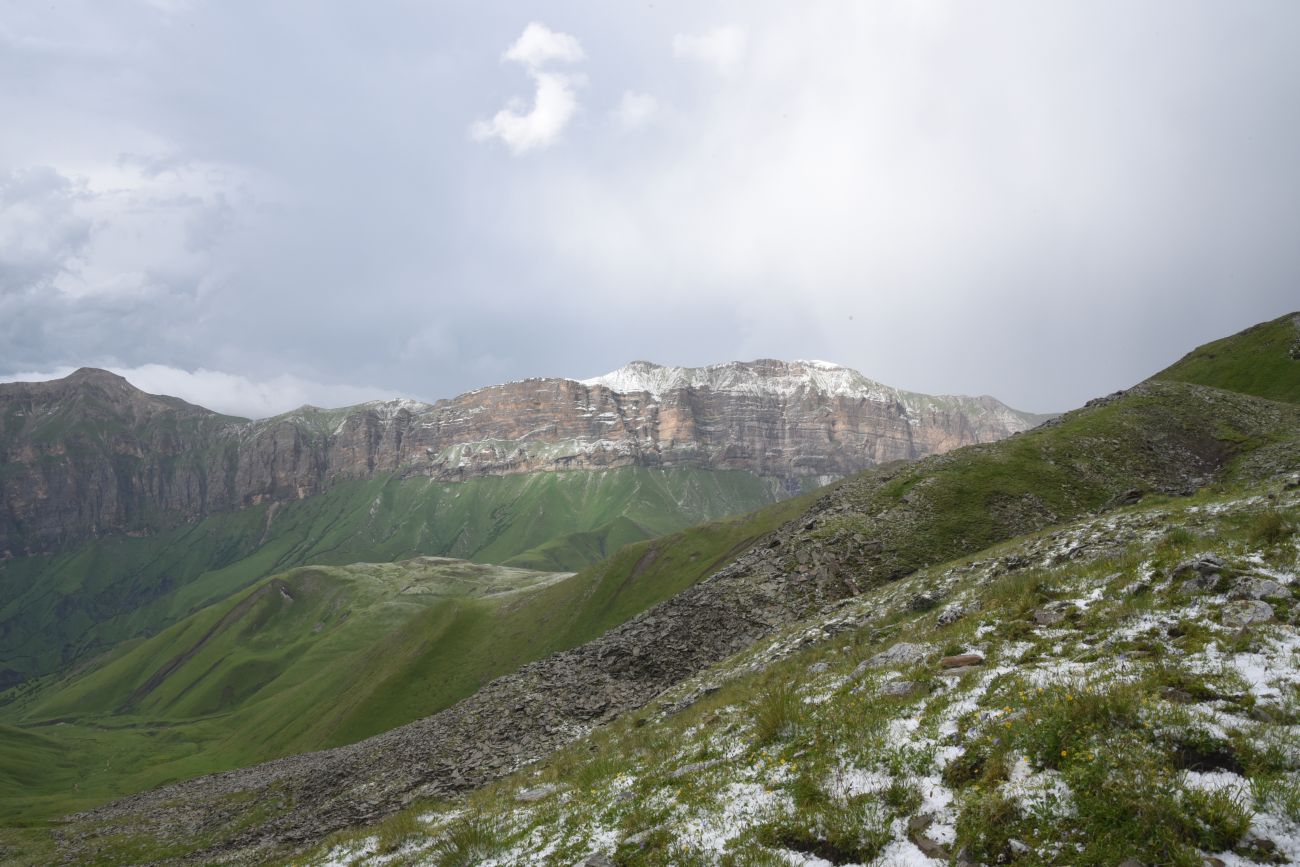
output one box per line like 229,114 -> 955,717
0,486 -> 819,823
21,375 -> 1299,864
303,478 -> 1300,867
4,316 -> 1297,863
1154,311 -> 1300,404
0,467 -> 783,686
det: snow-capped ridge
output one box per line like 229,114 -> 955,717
580,358 -> 900,402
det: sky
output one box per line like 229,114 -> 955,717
1,1 -> 1298,418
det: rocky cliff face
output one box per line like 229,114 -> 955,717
0,361 -> 1048,555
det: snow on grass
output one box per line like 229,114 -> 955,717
309,486 -> 1300,866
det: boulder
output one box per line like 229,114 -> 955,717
1173,554 -> 1225,580
1221,600 -> 1274,630
910,592 -> 941,612
881,680 -> 922,698
1033,602 -> 1076,626
937,603 -> 970,625
853,642 -> 930,674
1178,574 -> 1223,595
516,784 -> 559,802
1230,577 -> 1284,600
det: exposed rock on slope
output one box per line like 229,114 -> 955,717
58,379 -> 1299,864
0,361 -> 1046,555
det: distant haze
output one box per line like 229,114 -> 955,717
2,2 -> 1298,418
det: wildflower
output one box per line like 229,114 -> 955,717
1060,750 -> 1068,757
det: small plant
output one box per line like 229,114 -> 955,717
429,814 -> 502,867
569,753 -> 631,791
374,810 -> 423,854
1252,774 -> 1300,823
752,682 -> 804,744
1249,509 -> 1295,546
953,790 -> 1021,860
1181,786 -> 1253,850
756,796 -> 892,864
720,840 -> 791,867
882,777 -> 922,815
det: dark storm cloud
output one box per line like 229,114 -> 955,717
0,1 -> 1298,417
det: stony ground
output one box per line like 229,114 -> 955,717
308,480 -> 1300,867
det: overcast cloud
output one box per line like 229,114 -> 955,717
1,1 -> 1298,418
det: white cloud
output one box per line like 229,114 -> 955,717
613,91 -> 660,131
472,23 -> 584,155
472,71 -> 581,155
672,26 -> 746,74
502,21 -> 584,70
0,364 -> 409,419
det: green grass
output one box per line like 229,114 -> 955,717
285,485 -> 1300,867
0,466 -> 784,688
819,379 -> 1300,599
1154,311 -> 1300,404
0,484 -> 820,823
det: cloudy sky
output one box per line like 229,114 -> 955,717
2,1 -> 1298,418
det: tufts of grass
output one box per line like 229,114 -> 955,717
953,790 -> 1021,862
1252,774 -> 1300,823
373,810 -> 424,855
751,682 -> 805,745
1181,786 -> 1254,851
1249,509 -> 1295,547
756,796 -> 892,865
427,814 -> 502,867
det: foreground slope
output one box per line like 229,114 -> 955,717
36,324 -> 1300,864
311,475 -> 1300,867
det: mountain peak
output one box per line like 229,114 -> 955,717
580,358 -> 888,400
64,367 -> 133,387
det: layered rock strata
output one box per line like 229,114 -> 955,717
0,361 -> 1048,554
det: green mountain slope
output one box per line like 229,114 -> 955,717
302,476 -> 1300,867
17,314 -> 1300,865
1154,311 -> 1300,403
0,485 -> 818,822
0,467 -> 783,687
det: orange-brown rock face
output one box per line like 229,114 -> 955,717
0,361 -> 1049,554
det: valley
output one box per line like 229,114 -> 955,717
0,314 -> 1288,865
0,314 -> 1295,865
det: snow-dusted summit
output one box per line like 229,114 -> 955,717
581,359 -> 902,402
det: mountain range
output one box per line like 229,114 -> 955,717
0,313 -> 1296,865
0,359 -> 1047,557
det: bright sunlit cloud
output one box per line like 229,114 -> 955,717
472,22 -> 585,154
